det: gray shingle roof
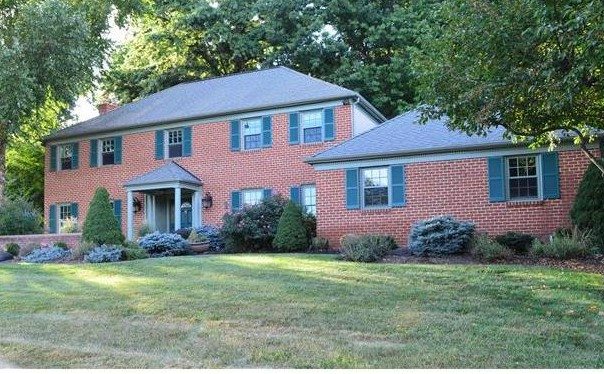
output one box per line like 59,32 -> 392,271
124,161 -> 202,187
308,109 -> 512,163
47,67 -> 384,142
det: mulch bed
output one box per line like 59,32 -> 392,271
383,248 -> 604,274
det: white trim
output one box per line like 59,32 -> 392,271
360,166 -> 390,209
47,100 -> 346,146
98,137 -> 116,166
312,143 -> 592,171
300,109 -> 324,144
125,181 -> 201,192
504,154 -> 543,201
240,116 -> 263,150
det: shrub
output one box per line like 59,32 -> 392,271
5,243 -> 20,257
82,187 -> 124,245
494,231 -> 535,254
187,230 -> 207,244
570,162 -> 604,249
302,213 -> 317,240
471,234 -> 512,262
408,215 -> 475,256
221,195 -> 287,252
138,232 -> 191,257
20,242 -> 40,257
123,245 -> 149,261
273,202 -> 309,252
0,198 -> 43,235
84,245 -> 123,263
310,237 -> 330,251
340,234 -> 397,262
54,241 -> 69,250
61,217 -> 80,233
531,227 -> 597,259
72,241 -> 95,261
175,227 -> 192,240
138,221 -> 153,238
193,225 -> 224,252
22,246 -> 71,263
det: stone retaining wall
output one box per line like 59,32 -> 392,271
0,233 -> 81,251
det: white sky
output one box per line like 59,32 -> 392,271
70,19 -> 131,123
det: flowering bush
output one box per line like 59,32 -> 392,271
22,247 -> 71,263
193,225 -> 224,252
138,232 -> 191,257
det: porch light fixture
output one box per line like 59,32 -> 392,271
132,197 -> 142,213
202,192 -> 213,209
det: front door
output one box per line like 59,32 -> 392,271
180,202 -> 192,228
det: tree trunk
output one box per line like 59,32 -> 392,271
578,139 -> 604,177
0,131 -> 6,203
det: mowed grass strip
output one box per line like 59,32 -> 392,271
0,254 -> 602,368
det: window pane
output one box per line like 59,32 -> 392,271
242,189 -> 263,206
168,130 -> 183,145
168,144 -> 183,158
302,185 -> 316,216
362,167 -> 389,207
244,134 -> 261,150
242,119 -> 261,136
303,127 -> 322,143
363,168 -> 388,187
300,110 -> 322,128
508,155 -> 539,199
364,187 -> 389,207
101,139 -> 115,165
60,145 -> 73,170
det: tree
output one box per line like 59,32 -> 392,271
82,187 -> 124,245
273,201 -> 309,252
102,0 -> 434,117
413,0 -> 604,173
0,0 -> 142,200
570,162 -> 604,249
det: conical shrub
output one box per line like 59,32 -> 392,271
273,201 -> 309,252
82,187 -> 124,245
570,162 -> 604,249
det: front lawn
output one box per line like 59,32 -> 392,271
0,254 -> 602,368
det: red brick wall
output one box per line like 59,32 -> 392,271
0,233 -> 81,251
44,105 -> 353,235
315,149 -> 593,247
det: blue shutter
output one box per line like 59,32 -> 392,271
231,191 -> 241,213
390,165 -> 406,207
183,127 -> 192,156
263,188 -> 272,200
262,116 -> 272,147
230,120 -> 241,151
290,186 -> 301,205
70,203 -> 79,219
114,136 -> 123,164
50,145 -> 57,171
155,130 -> 164,160
323,107 -> 335,141
71,142 -> 79,169
541,152 -> 560,199
289,112 -> 300,144
113,200 -> 122,227
487,157 -> 506,202
48,204 -> 57,234
90,139 -> 98,167
345,168 -> 360,209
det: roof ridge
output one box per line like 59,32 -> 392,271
170,65 -> 286,89
280,67 -> 357,95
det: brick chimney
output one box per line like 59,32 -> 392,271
97,102 -> 119,115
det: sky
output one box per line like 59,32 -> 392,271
70,20 -> 131,123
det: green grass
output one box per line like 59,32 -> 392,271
0,254 -> 603,368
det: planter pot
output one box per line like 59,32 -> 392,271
190,242 -> 210,254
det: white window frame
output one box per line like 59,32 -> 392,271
165,128 -> 184,159
240,117 -> 263,150
300,109 -> 324,144
99,137 -> 116,166
361,167 -> 390,209
58,203 -> 72,232
301,184 -> 317,216
58,144 -> 73,171
505,155 -> 542,201
242,189 -> 264,207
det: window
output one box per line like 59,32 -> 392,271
59,204 -> 72,232
241,118 -> 262,150
300,110 -> 323,143
301,185 -> 316,216
506,156 -> 539,199
362,167 -> 389,208
59,144 -> 73,170
167,129 -> 183,158
101,138 -> 115,165
242,189 -> 264,207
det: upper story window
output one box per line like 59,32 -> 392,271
101,138 -> 115,165
167,129 -> 183,158
301,184 -> 316,216
242,189 -> 264,207
300,110 -> 323,143
506,155 -> 539,200
59,144 -> 73,170
241,118 -> 262,150
362,167 -> 389,208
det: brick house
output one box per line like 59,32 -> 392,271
43,67 -> 385,240
44,67 -> 598,246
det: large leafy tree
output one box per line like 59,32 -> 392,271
413,0 -> 604,173
0,0 -> 142,200
103,0 -> 434,117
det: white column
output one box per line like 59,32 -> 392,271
127,190 -> 134,240
151,195 -> 156,231
192,190 -> 201,228
174,187 -> 182,231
